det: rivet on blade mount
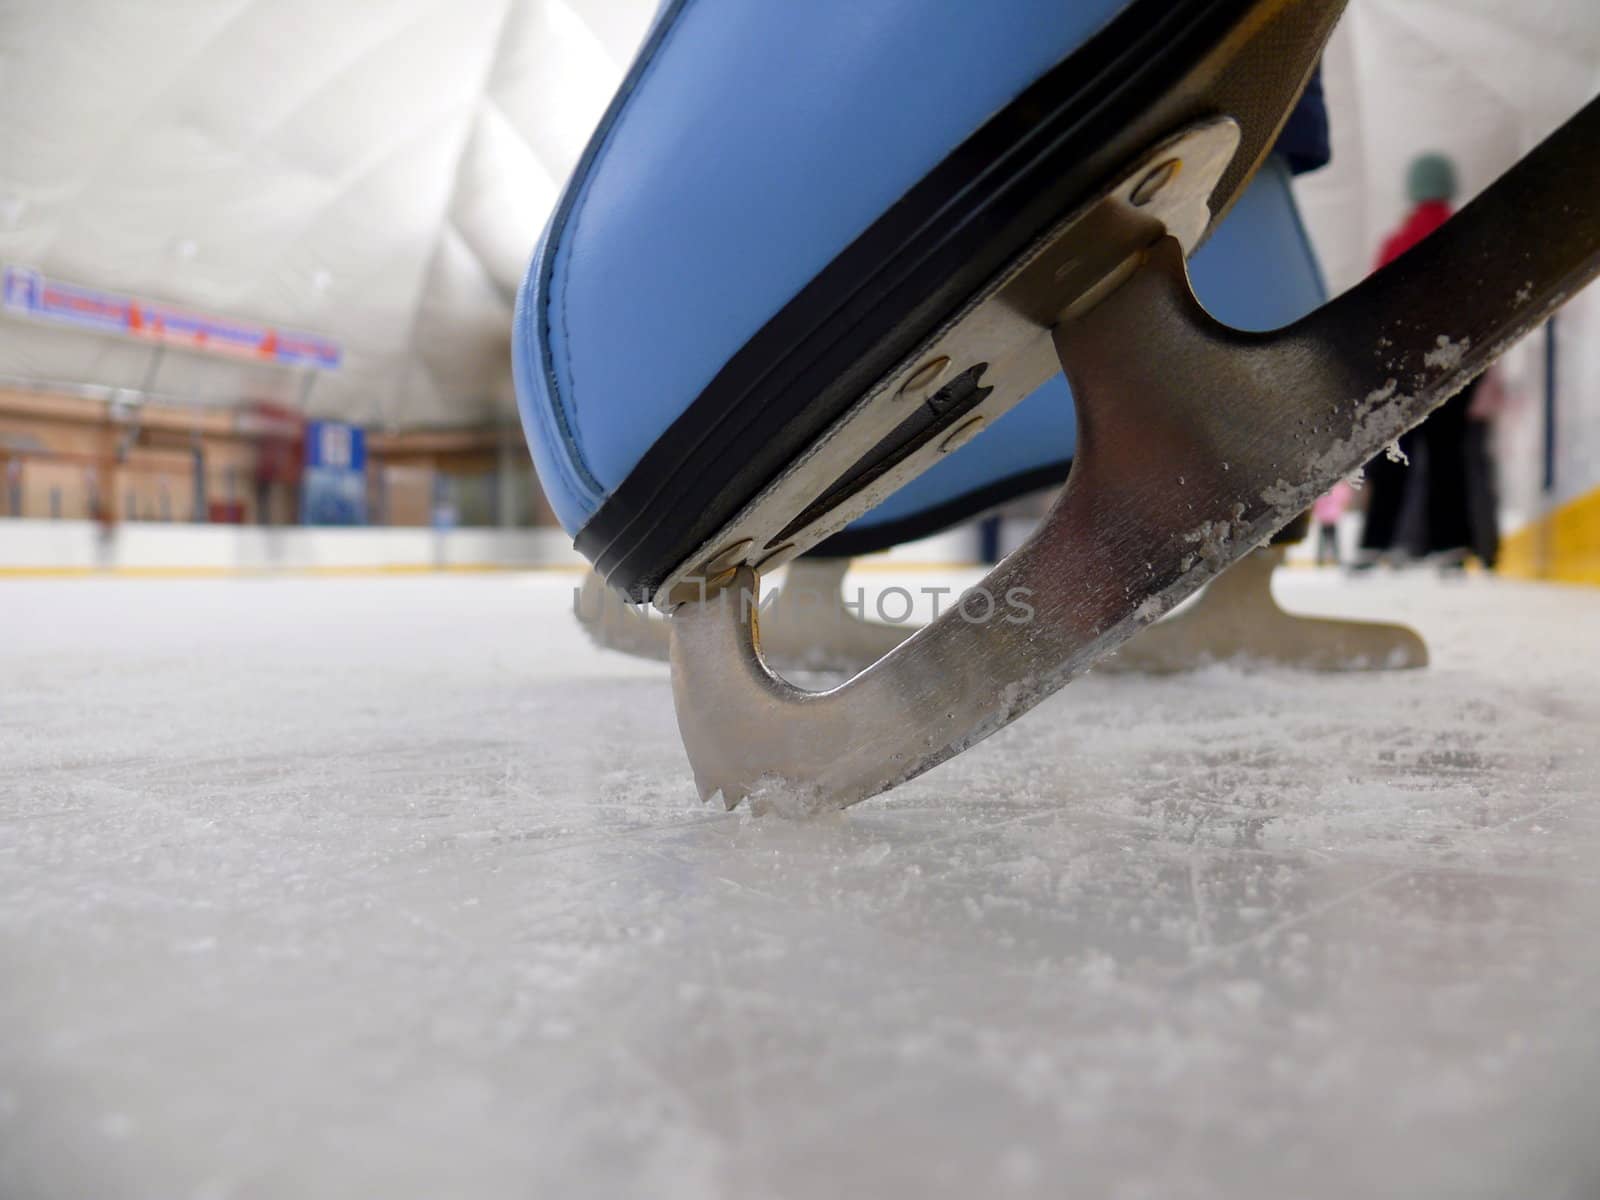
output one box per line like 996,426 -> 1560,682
701,538 -> 752,575
1130,158 -> 1181,206
938,416 -> 986,453
666,538 -> 752,605
898,355 -> 951,402
753,543 -> 795,572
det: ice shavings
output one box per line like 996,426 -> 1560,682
741,776 -> 839,819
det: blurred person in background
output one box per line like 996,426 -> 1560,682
1357,152 -> 1499,572
1312,477 -> 1354,565
1464,363 -> 1507,569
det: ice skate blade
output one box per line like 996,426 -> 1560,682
668,97 -> 1600,810
1100,547 -> 1428,674
578,559 -> 910,674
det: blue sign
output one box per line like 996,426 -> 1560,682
301,421 -> 367,525
304,420 -> 366,471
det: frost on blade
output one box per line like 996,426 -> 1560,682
1181,504 -> 1249,567
1134,596 -> 1167,625
1384,441 -> 1410,466
1423,334 -> 1470,370
1261,379 -> 1405,517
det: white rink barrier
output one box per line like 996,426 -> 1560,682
0,519 -> 587,573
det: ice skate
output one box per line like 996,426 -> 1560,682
575,153 -> 1387,679
517,0 -> 1600,809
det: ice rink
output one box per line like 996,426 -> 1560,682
3,566 -> 1599,1199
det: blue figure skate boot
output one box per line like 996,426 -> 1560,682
571,148 -> 1427,675
517,0 -> 1600,808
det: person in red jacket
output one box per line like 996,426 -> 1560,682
1357,153 -> 1496,569
1377,154 -> 1456,266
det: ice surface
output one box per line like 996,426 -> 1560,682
2,568 -> 1599,1199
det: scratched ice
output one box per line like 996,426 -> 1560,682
1,569 -> 1597,1199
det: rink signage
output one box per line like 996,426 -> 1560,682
305,420 -> 366,472
1,265 -> 341,369
301,420 -> 367,526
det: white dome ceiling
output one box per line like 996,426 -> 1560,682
1295,0 -> 1600,294
1,0 -> 1595,434
0,0 -> 657,429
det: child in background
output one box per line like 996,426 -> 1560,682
1313,479 -> 1354,565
